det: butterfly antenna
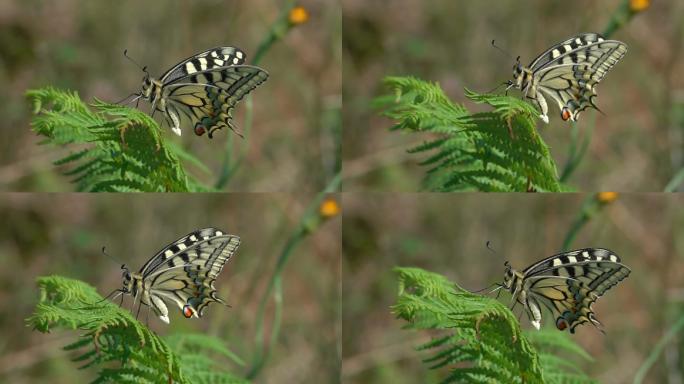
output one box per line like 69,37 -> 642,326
468,282 -> 501,294
74,289 -> 123,308
123,49 -> 148,75
491,40 -> 516,61
113,93 -> 141,105
484,82 -> 509,94
101,246 -> 124,266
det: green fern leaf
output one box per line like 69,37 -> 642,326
26,87 -> 213,192
27,275 -> 249,384
376,77 -> 562,192
392,267 -> 597,383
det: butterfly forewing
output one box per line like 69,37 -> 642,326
160,47 -> 248,84
505,248 -> 629,333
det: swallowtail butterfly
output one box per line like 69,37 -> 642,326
114,228 -> 239,324
500,248 -> 630,333
132,47 -> 268,138
506,33 -> 627,123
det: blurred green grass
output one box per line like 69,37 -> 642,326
341,192 -> 684,383
0,0 -> 341,193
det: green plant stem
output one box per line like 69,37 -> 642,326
559,113 -> 594,183
215,1 -> 297,189
633,315 -> 684,384
664,167 -> 684,192
246,172 -> 340,379
561,197 -> 596,251
603,0 -> 636,38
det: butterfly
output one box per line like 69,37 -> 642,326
111,228 -> 240,324
505,33 -> 627,124
129,47 -> 268,138
498,248 -> 630,333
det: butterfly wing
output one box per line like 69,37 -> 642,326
521,248 -> 630,333
531,34 -> 627,121
528,33 -> 604,71
140,228 -> 240,322
163,65 -> 269,137
159,46 -> 248,84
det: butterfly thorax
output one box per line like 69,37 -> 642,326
140,76 -> 166,112
121,268 -> 145,298
502,264 -> 525,303
511,63 -> 536,98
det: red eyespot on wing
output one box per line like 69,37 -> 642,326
183,304 -> 194,318
194,124 -> 207,136
561,108 -> 572,121
556,317 -> 568,331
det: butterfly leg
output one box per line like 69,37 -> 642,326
167,107 -> 182,136
534,93 -> 550,124
522,296 -> 542,330
135,300 -> 143,320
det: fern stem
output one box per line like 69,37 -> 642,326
246,173 -> 340,379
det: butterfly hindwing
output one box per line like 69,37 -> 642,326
164,66 -> 269,137
503,248 -> 629,333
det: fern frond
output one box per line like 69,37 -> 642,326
27,87 -> 211,192
376,77 -> 562,192
392,267 -> 597,383
27,275 -> 249,384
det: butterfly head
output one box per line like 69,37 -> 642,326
511,56 -> 525,88
141,74 -> 153,98
121,264 -> 133,293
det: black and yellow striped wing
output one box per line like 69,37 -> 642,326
510,33 -> 626,123
530,33 -> 627,122
159,47 -> 248,84
147,46 -> 268,138
140,227 -> 240,323
164,65 -> 268,138
521,248 -> 630,333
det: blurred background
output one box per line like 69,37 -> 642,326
0,193 -> 341,383
0,0 -> 341,192
342,0 -> 684,192
342,193 -> 683,383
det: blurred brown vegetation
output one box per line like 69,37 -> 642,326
342,193 -> 684,383
0,0 -> 341,192
0,193 -> 341,383
342,0 -> 684,192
